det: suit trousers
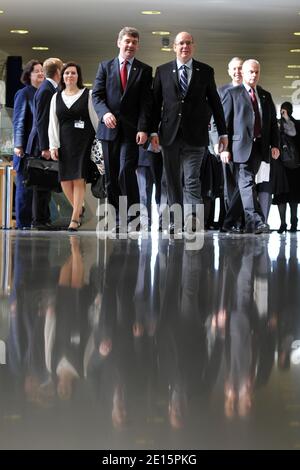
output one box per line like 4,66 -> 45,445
226,141 -> 265,231
102,137 -> 140,219
15,169 -> 33,228
162,134 -> 206,221
32,187 -> 51,226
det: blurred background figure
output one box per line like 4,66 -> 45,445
13,59 -> 44,229
272,101 -> 300,233
136,145 -> 163,231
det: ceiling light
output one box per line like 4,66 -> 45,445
282,85 -> 297,89
161,47 -> 172,52
281,95 -> 292,98
32,46 -> 49,51
288,65 -> 300,68
152,31 -> 170,36
290,49 -> 300,53
285,75 -> 300,79
141,11 -> 161,15
293,32 -> 300,35
0,10 -> 4,14
10,29 -> 29,34
83,83 -> 93,87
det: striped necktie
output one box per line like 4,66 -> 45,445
180,65 -> 188,96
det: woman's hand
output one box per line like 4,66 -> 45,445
50,149 -> 59,161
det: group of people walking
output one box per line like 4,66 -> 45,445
13,26 -> 300,234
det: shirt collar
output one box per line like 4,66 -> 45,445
176,58 -> 193,70
118,55 -> 133,66
46,77 -> 58,89
243,83 -> 258,94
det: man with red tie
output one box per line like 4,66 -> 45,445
92,27 -> 153,231
220,59 -> 280,233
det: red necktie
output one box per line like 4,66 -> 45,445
249,88 -> 262,138
120,60 -> 128,92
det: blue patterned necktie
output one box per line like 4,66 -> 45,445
180,64 -> 188,96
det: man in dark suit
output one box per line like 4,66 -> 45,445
92,27 -> 153,232
208,57 -> 244,228
26,58 -> 63,230
220,59 -> 280,233
151,31 -> 227,234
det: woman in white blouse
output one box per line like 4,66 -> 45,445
49,62 -> 98,231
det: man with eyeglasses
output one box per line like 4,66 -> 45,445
151,31 -> 227,234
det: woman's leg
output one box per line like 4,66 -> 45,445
277,203 -> 287,233
61,180 -> 74,208
289,202 -> 298,231
69,179 -> 85,228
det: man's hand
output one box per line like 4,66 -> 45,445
136,132 -> 148,145
271,147 -> 280,160
220,151 -> 232,164
14,147 -> 24,158
150,135 -> 160,152
41,150 -> 51,160
218,136 -> 228,154
103,112 -> 117,129
50,149 -> 59,161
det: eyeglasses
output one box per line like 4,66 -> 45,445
175,40 -> 193,46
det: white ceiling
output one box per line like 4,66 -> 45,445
0,0 -> 300,108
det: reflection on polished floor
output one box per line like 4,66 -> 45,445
0,230 -> 300,450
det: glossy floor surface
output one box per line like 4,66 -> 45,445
0,230 -> 300,450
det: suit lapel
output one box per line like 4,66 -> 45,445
187,60 -> 201,96
112,58 -> 122,94
125,58 -> 139,94
257,87 -> 266,125
171,60 -> 180,94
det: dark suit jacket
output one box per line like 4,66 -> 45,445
92,57 -> 153,142
26,79 -> 57,156
152,59 -> 226,147
222,84 -> 279,163
13,84 -> 36,171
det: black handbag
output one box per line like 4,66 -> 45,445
280,130 -> 300,169
23,157 -> 62,192
91,173 -> 106,199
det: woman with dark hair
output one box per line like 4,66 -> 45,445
49,62 -> 98,231
272,101 -> 300,233
13,59 -> 44,229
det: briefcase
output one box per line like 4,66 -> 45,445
23,157 -> 62,192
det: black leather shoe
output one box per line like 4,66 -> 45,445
220,225 -> 243,234
32,222 -> 57,231
254,223 -> 270,234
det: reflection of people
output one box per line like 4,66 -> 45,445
51,237 -> 92,400
13,59 -> 44,229
151,31 -> 227,232
49,62 -> 98,231
272,101 -> 300,233
221,59 -> 280,233
92,27 -> 153,230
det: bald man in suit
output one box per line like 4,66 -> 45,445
220,59 -> 280,233
151,32 -> 227,234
